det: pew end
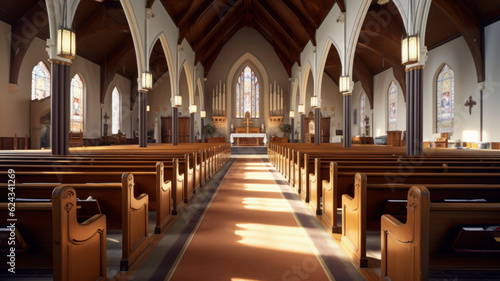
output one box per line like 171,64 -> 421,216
321,162 -> 341,233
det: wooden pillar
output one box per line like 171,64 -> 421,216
343,94 -> 352,147
406,68 -> 423,155
51,62 -> 70,155
290,118 -> 294,143
138,91 -> 147,147
315,108 -> 320,145
172,107 -> 179,145
300,113 -> 305,143
190,113 -> 195,143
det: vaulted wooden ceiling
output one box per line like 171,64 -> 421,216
2,0 -> 500,104
162,0 -> 340,77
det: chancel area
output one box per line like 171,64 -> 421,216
1,0 -> 500,281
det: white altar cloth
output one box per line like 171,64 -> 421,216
230,133 -> 267,144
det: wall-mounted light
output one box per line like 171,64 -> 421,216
298,104 -> 305,114
200,110 -> 206,118
190,105 -> 197,114
146,105 -> 150,112
174,95 -> 182,107
57,27 -> 76,59
289,110 -> 295,119
142,71 -> 153,90
402,35 -> 420,65
339,76 -> 350,94
377,0 -> 390,4
311,96 -> 319,108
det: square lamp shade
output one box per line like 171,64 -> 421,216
200,110 -> 206,118
311,96 -> 319,108
57,27 -> 76,59
339,76 -> 350,93
402,35 -> 420,65
142,71 -> 153,90
174,95 -> 182,107
289,110 -> 295,119
190,105 -> 197,114
298,104 -> 305,114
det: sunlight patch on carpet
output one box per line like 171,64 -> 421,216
243,197 -> 290,212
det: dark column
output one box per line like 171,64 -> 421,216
300,114 -> 305,143
343,94 -> 352,147
201,117 -> 205,143
406,68 -> 424,155
51,62 -> 70,155
315,108 -> 320,145
290,118 -> 294,143
190,113 -> 195,143
172,107 -> 179,145
480,89 -> 483,142
138,91 -> 147,147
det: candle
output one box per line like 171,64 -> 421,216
212,89 -> 215,111
222,91 -> 225,114
218,88 -> 221,114
281,89 -> 283,112
219,80 -> 222,94
270,84 -> 272,114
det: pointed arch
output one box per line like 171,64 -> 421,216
317,37 -> 343,100
291,78 -> 299,111
301,62 -> 313,107
180,60 -> 194,105
70,74 -> 85,132
196,77 -> 204,110
151,32 -> 177,102
31,61 -> 51,100
387,81 -> 398,131
112,87 -> 121,134
436,63 -> 455,133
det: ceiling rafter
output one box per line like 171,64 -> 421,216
280,0 -> 316,42
255,0 -> 304,49
358,42 -> 406,100
193,0 -> 243,52
177,0 -> 217,44
146,0 -> 155,9
434,0 -> 484,82
253,6 -> 301,53
100,37 -> 134,104
298,0 -> 321,28
353,57 -> 374,109
334,0 -> 346,13
9,2 -> 48,84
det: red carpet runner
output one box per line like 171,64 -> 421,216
168,157 -> 332,281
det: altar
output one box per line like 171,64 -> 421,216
230,133 -> 267,146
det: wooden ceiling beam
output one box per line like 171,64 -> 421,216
193,0 -> 243,52
253,11 -> 301,54
433,0 -> 484,82
358,42 -> 406,100
200,18 -> 245,68
280,0 -> 316,42
334,0 -> 346,13
177,0 -> 217,45
298,0 -> 321,28
353,57 -> 374,109
9,2 -> 48,85
100,37 -> 135,104
146,0 -> 155,9
255,0 -> 304,50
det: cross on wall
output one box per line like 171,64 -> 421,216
464,96 -> 477,115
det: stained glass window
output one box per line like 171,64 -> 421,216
388,81 -> 397,131
31,61 -> 51,100
70,74 -> 84,132
112,87 -> 120,134
437,64 -> 454,133
236,66 -> 259,118
360,93 -> 366,133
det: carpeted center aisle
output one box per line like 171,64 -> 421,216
167,157 -> 333,281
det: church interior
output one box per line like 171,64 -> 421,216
1,0 -> 500,280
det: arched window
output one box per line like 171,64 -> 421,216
70,74 -> 84,132
31,61 -> 51,100
360,93 -> 367,134
112,87 -> 120,134
388,81 -> 397,131
236,65 -> 259,118
437,64 -> 454,133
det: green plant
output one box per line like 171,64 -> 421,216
279,122 -> 292,136
203,124 -> 217,138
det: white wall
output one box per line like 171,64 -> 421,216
321,73 -> 344,135
372,68 -> 406,137
0,20 -> 18,137
423,36 -> 478,142
484,20 -> 500,142
206,27 -> 289,139
103,74 -> 132,137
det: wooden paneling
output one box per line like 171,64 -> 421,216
161,117 -> 190,143
304,117 -> 330,143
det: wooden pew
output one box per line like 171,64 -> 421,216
381,186 -> 500,281
0,186 -> 106,280
0,173 -> 150,271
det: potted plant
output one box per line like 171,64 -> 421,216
279,122 -> 292,138
203,124 -> 217,140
